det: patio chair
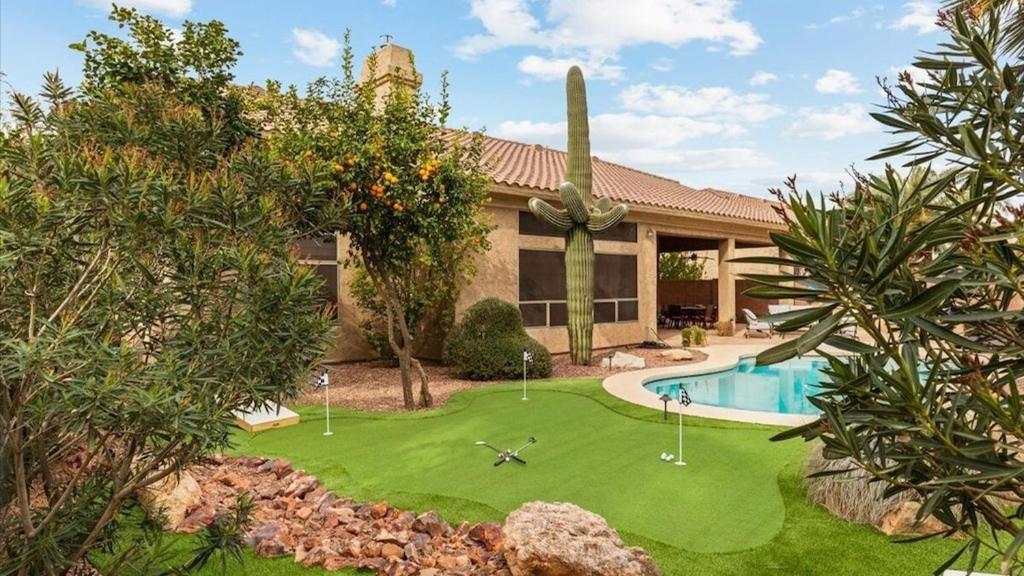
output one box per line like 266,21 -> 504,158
742,308 -> 773,338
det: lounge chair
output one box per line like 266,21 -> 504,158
743,308 -> 773,338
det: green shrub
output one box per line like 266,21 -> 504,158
681,326 -> 706,348
444,298 -> 552,380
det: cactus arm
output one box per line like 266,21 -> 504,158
528,197 -> 572,232
586,204 -> 629,233
594,196 -> 613,212
559,182 -> 590,224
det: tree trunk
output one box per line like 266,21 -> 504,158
369,266 -> 422,410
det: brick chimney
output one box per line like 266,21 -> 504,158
359,39 -> 422,108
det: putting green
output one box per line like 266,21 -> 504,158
232,381 -> 806,554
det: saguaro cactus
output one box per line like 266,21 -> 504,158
528,66 -> 629,365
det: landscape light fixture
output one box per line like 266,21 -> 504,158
659,393 -> 672,420
475,437 -> 537,467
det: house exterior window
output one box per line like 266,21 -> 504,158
518,211 -> 637,242
296,236 -> 340,320
518,249 -> 639,327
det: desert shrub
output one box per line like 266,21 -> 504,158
804,444 -> 917,527
444,298 -> 552,380
681,326 -> 706,348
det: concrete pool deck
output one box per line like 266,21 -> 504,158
602,343 -> 821,426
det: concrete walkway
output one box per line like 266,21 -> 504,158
602,343 -> 820,427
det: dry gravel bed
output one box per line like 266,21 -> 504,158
295,347 -> 707,412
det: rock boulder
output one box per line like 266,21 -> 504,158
502,501 -> 660,576
600,351 -> 646,370
138,471 -> 202,530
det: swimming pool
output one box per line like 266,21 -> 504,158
643,356 -> 831,416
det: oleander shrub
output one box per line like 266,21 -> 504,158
444,298 -> 552,380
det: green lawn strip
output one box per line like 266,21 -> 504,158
233,383 -> 794,553
226,378 -> 969,575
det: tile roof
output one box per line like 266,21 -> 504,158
478,134 -> 784,225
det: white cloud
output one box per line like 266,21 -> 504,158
78,0 -> 191,17
496,112 -> 739,151
815,69 -> 862,94
806,5 -> 885,29
456,0 -> 762,80
619,84 -> 783,123
382,0 -> 397,5
891,2 -> 940,34
749,71 -> 777,86
518,55 -> 625,81
606,147 -> 774,172
291,28 -> 341,67
785,103 -> 877,140
651,58 -> 674,72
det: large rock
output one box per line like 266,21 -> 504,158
879,501 -> 949,536
659,348 -> 693,361
138,470 -> 202,530
600,351 -> 646,370
502,501 -> 660,576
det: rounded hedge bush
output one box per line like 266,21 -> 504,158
444,298 -> 553,381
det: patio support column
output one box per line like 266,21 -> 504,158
717,238 -> 736,334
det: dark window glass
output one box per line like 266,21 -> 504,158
519,250 -> 567,301
549,302 -> 568,326
314,264 -> 339,319
618,300 -> 639,321
518,211 -> 564,238
594,301 -> 617,324
519,211 -> 636,243
520,303 -> 547,327
595,254 -> 638,299
595,222 -> 638,242
297,236 -> 337,261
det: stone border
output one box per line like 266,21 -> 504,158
602,344 -> 820,426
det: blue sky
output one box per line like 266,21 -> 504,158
1,0 -> 948,198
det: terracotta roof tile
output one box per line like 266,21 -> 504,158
477,134 -> 784,225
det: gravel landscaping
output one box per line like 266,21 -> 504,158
296,347 -> 707,412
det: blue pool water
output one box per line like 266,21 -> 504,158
643,356 -> 831,415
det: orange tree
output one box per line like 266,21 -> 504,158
254,36 -> 492,409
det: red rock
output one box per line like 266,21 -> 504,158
178,505 -> 216,533
295,506 -> 313,520
412,511 -> 449,538
380,542 -> 405,559
345,538 -> 362,557
249,522 -> 293,558
436,555 -> 458,570
357,557 -> 385,571
271,459 -> 293,479
468,522 -> 504,551
369,502 -> 389,519
363,541 -> 382,558
323,555 -> 354,571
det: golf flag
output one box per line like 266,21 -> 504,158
523,350 -> 533,363
679,388 -> 692,407
316,371 -> 329,390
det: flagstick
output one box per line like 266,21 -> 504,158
676,392 -> 686,466
322,370 -> 333,437
522,356 -> 528,400
522,350 -> 530,400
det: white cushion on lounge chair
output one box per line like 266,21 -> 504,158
743,308 -> 772,332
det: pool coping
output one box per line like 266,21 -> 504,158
602,344 -> 821,426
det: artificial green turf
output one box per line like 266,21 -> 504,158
229,378 -> 968,575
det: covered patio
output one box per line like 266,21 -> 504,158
655,232 -> 781,333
